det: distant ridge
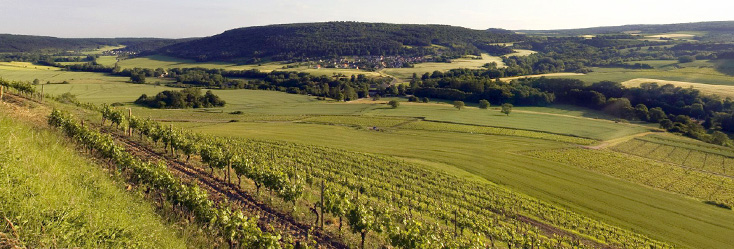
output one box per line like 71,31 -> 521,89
157,22 -> 525,62
517,20 -> 734,35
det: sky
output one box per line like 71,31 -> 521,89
1,0 -> 733,38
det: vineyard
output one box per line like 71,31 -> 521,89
69,102 -> 668,248
611,136 -> 734,177
0,79 -> 702,248
522,148 -> 734,208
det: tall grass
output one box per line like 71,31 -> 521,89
0,114 -> 187,248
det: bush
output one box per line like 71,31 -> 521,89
678,56 -> 696,63
388,100 -> 400,108
408,96 -> 418,102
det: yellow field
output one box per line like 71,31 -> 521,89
381,53 -> 505,80
500,72 -> 585,82
622,78 -> 734,98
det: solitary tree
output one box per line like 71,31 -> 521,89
478,99 -> 490,109
501,103 -> 513,116
453,101 -> 465,110
388,100 -> 400,108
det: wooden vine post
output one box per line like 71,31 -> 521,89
320,180 -> 325,230
0,85 -> 4,102
40,84 -> 44,102
128,108 -> 132,136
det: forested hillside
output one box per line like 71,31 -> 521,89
158,22 -> 525,62
0,34 -> 176,53
518,21 -> 734,35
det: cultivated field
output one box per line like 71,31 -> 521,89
549,60 -> 734,85
622,78 -> 734,98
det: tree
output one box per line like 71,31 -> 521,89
478,99 -> 490,109
501,103 -> 513,116
660,119 -> 674,130
453,101 -> 465,110
388,100 -> 400,108
634,104 -> 649,121
649,107 -> 667,123
32,79 -> 40,85
711,131 -> 732,147
421,97 -> 429,103
130,73 -> 146,84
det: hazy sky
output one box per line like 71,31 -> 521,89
1,0 -> 732,38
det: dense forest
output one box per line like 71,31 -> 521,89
158,22 -> 525,62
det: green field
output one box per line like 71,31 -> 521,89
612,134 -> 734,177
0,113 -> 190,248
0,61 -> 154,85
554,59 -> 734,85
6,58 -> 734,248
169,113 -> 734,248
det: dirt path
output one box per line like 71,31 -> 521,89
583,132 -> 657,150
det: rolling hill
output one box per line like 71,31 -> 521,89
157,22 -> 525,62
517,20 -> 734,35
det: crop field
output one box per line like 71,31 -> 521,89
611,135 -> 734,177
622,78 -> 734,98
380,53 -> 504,80
0,61 -> 138,84
523,147 -> 734,206
551,60 -> 734,85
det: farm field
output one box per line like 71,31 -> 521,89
380,53 -> 504,80
0,112 -> 194,248
611,134 -> 734,177
0,61 -> 145,84
622,78 -> 734,98
550,60 -> 734,86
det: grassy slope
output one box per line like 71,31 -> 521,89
0,113 -> 188,248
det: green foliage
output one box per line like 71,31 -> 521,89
501,103 -> 513,116
135,88 -> 225,109
47,110 -> 281,248
160,22 -> 523,61
388,100 -> 400,109
452,100 -> 465,110
678,55 -> 696,63
478,99 -> 490,109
